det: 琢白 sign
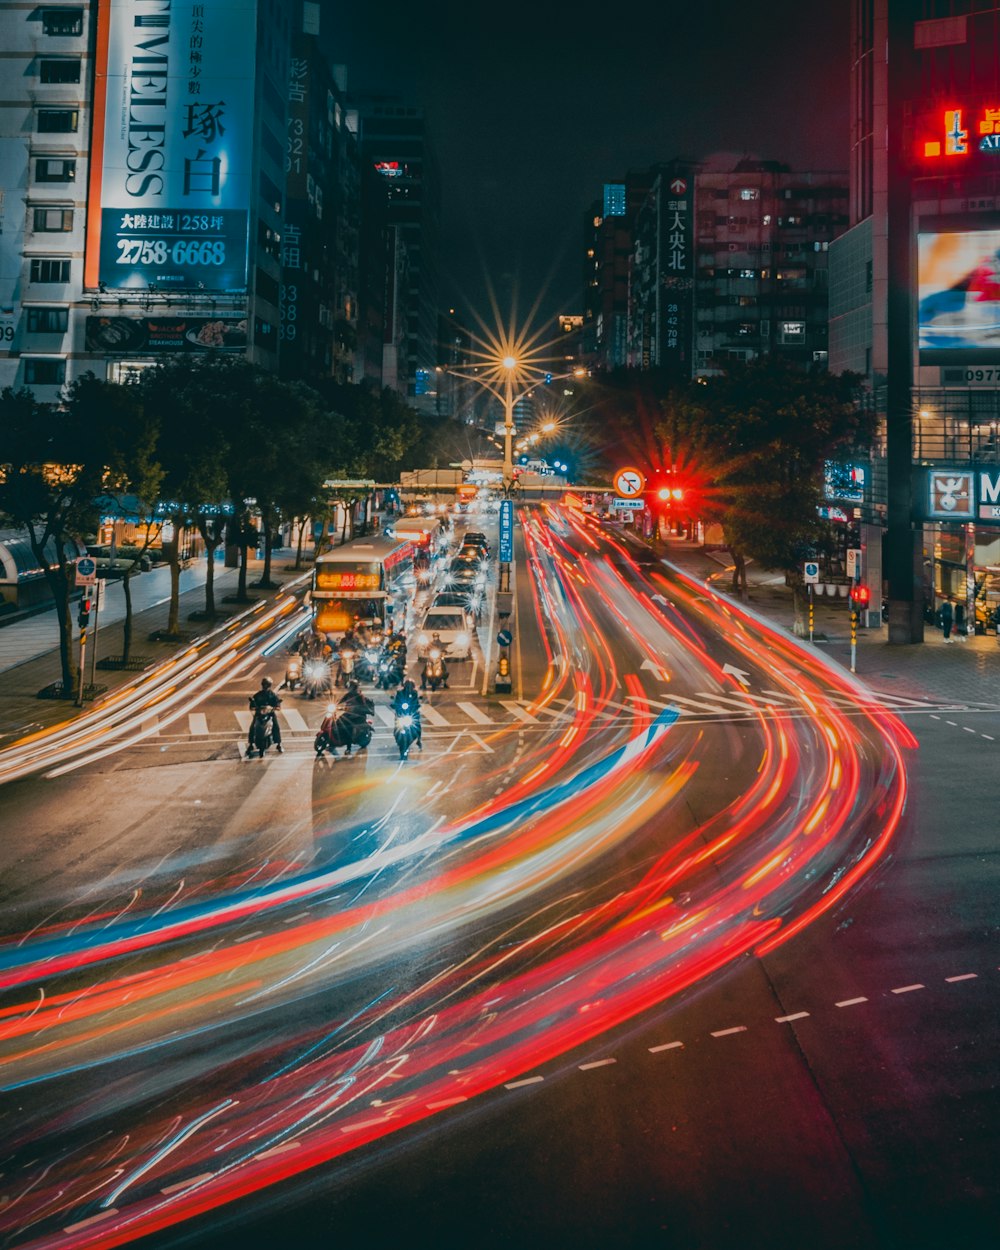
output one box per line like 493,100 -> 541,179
84,0 -> 258,293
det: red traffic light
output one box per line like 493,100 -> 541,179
850,585 -> 870,607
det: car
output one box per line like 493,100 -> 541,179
456,544 -> 488,565
417,605 -> 473,659
433,588 -> 484,620
461,531 -> 489,552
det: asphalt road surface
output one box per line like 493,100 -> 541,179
0,507 -> 996,1250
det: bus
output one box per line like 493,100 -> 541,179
311,536 -> 414,636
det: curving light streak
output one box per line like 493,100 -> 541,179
0,507 -> 911,1250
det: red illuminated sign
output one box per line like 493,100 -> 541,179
921,105 -> 1000,159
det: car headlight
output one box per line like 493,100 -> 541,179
418,633 -> 429,647
455,632 -> 470,647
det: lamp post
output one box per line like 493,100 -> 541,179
501,354 -> 517,494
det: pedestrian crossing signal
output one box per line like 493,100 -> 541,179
850,585 -> 870,608
77,597 -> 91,629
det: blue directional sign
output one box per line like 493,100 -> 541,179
497,628 -> 513,647
499,499 -> 514,563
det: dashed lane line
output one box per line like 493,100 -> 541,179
945,973 -> 978,982
711,1026 -> 747,1038
775,1011 -> 810,1023
579,1057 -> 617,1071
835,997 -> 868,1008
504,1075 -> 544,1090
891,983 -> 925,995
160,1173 -> 214,1196
648,1040 -> 684,1053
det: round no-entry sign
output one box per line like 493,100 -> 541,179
497,629 -> 513,647
614,466 -> 646,498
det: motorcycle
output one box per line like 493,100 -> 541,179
283,651 -> 302,690
248,707 -> 277,759
376,648 -> 405,690
314,697 -> 374,757
356,643 -> 382,683
335,647 -> 356,687
393,711 -> 420,760
421,646 -> 448,692
302,656 -> 332,700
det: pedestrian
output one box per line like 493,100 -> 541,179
954,598 -> 967,641
940,596 -> 954,642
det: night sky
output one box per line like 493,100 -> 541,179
323,0 -> 849,330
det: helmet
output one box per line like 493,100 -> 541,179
261,677 -> 273,689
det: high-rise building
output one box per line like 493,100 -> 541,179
0,0 -> 294,396
829,0 -> 1000,640
353,95 -> 441,411
623,159 -> 846,381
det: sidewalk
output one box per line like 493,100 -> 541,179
656,534 -> 1000,708
0,554 -> 309,745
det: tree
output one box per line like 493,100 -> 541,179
677,359 -> 872,614
0,377 -> 159,693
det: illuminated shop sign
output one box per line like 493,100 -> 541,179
84,0 -> 258,292
918,467 -> 1000,523
920,104 -> 1000,159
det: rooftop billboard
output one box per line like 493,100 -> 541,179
918,227 -> 1000,359
84,0 -> 258,294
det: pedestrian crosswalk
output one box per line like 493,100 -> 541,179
143,683 -> 966,745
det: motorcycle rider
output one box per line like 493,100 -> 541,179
248,676 -> 283,753
422,632 -> 449,690
337,679 -> 373,756
392,678 -> 423,749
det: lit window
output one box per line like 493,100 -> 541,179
35,157 -> 76,183
42,7 -> 83,35
739,188 -> 759,201
33,207 -> 73,232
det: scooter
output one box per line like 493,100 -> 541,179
335,647 -> 356,687
421,646 -> 448,692
314,698 -> 375,757
376,648 -> 404,689
283,651 -> 302,690
393,712 -> 420,760
248,707 -> 277,758
356,643 -> 382,684
302,656 -> 332,700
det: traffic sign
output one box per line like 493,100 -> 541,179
499,499 -> 514,562
497,628 -> 513,647
669,177 -> 687,194
75,556 -> 97,587
803,561 -> 820,584
613,466 -> 646,498
846,548 -> 862,580
611,498 -> 644,510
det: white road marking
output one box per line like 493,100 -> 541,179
891,983 -> 925,995
281,708 -> 310,732
711,1026 -> 747,1038
373,706 -> 395,727
234,710 -> 252,731
982,734 -> 995,741
160,1173 -> 214,1195
930,715 -> 941,720
500,701 -> 539,723
963,726 -> 976,734
945,973 -> 977,983
188,712 -> 209,735
648,1041 -> 684,1053
579,1058 -> 616,1070
946,721 -> 958,727
421,704 -> 450,727
835,996 -> 868,1007
504,1075 -> 544,1089
775,1012 -> 810,1023
457,700 -> 494,725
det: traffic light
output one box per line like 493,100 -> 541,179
77,596 -> 91,629
850,585 -> 870,609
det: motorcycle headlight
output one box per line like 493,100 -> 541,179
455,632 -> 470,647
340,648 -> 354,660
429,648 -> 441,660
304,660 -> 327,679
397,715 -> 413,728
325,703 -> 337,716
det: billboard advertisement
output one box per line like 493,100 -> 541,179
918,229 -> 1000,357
84,0 -> 258,293
914,467 -> 1000,524
85,315 -> 247,353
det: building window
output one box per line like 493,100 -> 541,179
42,8 -> 84,35
24,358 -> 66,385
780,320 -> 806,343
26,307 -> 68,333
739,188 -> 760,201
865,259 -> 873,292
39,58 -> 81,83
35,157 -> 76,183
29,258 -> 71,283
739,268 -> 755,278
33,207 -> 73,232
37,109 -> 78,133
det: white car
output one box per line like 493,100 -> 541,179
417,605 -> 473,659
